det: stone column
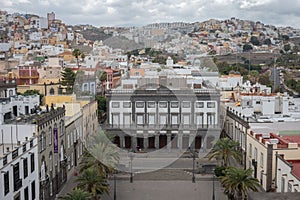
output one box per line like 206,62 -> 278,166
178,133 -> 183,151
144,135 -> 148,149
120,135 -> 125,148
155,135 -> 159,149
131,135 -> 137,151
189,134 -> 195,149
167,133 -> 171,151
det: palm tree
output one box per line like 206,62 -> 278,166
76,167 -> 109,200
221,167 -> 260,200
59,188 -> 91,200
73,48 -> 81,68
80,131 -> 119,175
208,137 -> 241,167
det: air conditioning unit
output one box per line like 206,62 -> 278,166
269,139 -> 279,144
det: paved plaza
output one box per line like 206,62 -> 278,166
56,158 -> 227,200
102,168 -> 227,200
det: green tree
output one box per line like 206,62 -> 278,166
243,44 -> 253,52
81,53 -> 85,62
76,167 -> 109,200
221,167 -> 260,200
59,188 -> 91,200
258,74 -> 271,86
73,49 -> 81,68
250,36 -> 260,46
60,68 -> 76,94
264,38 -> 272,46
284,44 -> 291,53
249,70 -> 260,83
80,131 -> 119,175
208,138 -> 241,167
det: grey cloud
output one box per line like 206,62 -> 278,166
2,0 -> 300,27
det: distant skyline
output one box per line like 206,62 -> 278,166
2,0 -> 300,28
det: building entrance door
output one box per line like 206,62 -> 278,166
159,135 -> 167,148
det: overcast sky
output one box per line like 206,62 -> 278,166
2,0 -> 300,28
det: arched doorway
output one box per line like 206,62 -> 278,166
195,136 -> 202,150
124,136 -> 131,149
114,136 -> 120,147
148,136 -> 155,149
159,135 -> 167,149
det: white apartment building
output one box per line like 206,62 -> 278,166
276,154 -> 300,192
0,137 -> 39,200
0,95 -> 40,125
105,76 -> 221,152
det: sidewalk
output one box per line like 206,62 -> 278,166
55,169 -> 79,199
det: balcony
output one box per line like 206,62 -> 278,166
19,75 -> 39,79
102,123 -> 220,131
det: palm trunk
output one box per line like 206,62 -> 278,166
76,57 -> 80,68
237,189 -> 243,200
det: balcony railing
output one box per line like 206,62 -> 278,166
102,123 -> 220,130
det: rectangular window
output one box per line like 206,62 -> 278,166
147,101 -> 156,108
207,113 -> 215,125
112,102 -> 120,108
123,114 -> 131,127
159,115 -> 167,125
123,102 -> 131,108
182,101 -> 191,108
23,158 -> 28,179
195,113 -> 204,125
207,102 -> 216,108
30,154 -> 35,173
31,181 -> 35,200
171,114 -> 178,125
256,101 -> 261,104
260,153 -> 264,168
171,101 -> 179,108
288,182 -> 292,192
196,101 -> 204,108
136,114 -> 144,125
183,114 -> 190,125
112,114 -> 120,126
13,162 -> 20,192
4,171 -> 9,195
159,101 -> 168,108
148,114 -> 155,125
281,177 -> 285,192
24,187 -> 29,200
136,101 -> 145,108
68,134 -> 70,149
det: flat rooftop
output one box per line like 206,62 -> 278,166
249,122 -> 300,135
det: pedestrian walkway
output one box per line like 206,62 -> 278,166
55,169 -> 79,199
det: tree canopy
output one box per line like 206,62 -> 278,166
60,68 -> 76,94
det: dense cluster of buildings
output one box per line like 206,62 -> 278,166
1,9 -> 300,199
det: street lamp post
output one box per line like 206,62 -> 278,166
113,174 -> 116,200
212,172 -> 215,200
192,150 -> 195,183
128,151 -> 134,183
